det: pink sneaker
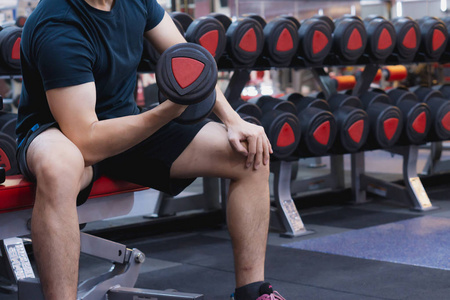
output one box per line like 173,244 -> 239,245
256,291 -> 286,300
230,282 -> 286,300
256,283 -> 286,300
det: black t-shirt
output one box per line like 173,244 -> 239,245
16,0 -> 165,144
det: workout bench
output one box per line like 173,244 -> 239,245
0,174 -> 204,299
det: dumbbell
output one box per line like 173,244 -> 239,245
141,18 -> 185,67
416,16 -> 448,61
384,88 -> 431,144
209,13 -> 265,68
295,16 -> 333,65
409,86 -> 450,141
0,26 -> 22,71
245,14 -> 299,67
282,93 -> 337,156
329,15 -> 367,64
0,132 -> 19,175
229,98 -> 263,126
156,43 -> 217,124
0,111 -> 17,138
358,91 -> 403,148
248,96 -> 301,159
171,12 -> 227,61
360,15 -> 396,63
321,93 -> 370,153
388,17 -> 420,63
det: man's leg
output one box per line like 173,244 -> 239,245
26,128 -> 93,300
171,122 -> 270,288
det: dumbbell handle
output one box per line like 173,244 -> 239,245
333,65 -> 407,91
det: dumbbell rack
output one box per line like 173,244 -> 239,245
338,64 -> 436,211
421,141 -> 450,176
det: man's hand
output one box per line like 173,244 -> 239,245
227,118 -> 273,170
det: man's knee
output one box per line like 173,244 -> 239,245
27,131 -> 86,186
233,155 -> 270,183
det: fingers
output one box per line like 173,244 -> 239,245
228,122 -> 273,170
245,136 -> 256,168
246,130 -> 272,170
253,136 -> 264,170
230,137 -> 248,156
263,136 -> 271,166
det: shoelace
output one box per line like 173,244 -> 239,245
257,291 -> 286,300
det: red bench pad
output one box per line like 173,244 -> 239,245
0,175 -> 147,213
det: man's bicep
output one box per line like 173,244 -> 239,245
35,24 -> 95,91
144,12 -> 186,54
46,82 -> 98,146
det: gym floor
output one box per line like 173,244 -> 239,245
1,148 -> 450,300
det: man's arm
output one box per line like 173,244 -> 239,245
46,13 -> 190,166
145,12 -> 272,169
47,82 -> 186,166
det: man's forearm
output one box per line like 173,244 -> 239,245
75,102 -> 184,166
213,86 -> 242,127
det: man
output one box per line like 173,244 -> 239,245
16,0 -> 285,299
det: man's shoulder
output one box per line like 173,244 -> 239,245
25,0 -> 80,32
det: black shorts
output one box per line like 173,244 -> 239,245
17,119 -> 210,205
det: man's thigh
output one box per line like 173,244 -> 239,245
170,122 -> 248,180
99,119 -> 210,196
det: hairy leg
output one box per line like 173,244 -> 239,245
27,128 -> 93,300
171,122 -> 270,287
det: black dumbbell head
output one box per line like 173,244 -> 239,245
0,26 -> 22,70
298,17 -> 333,63
337,107 -> 370,152
311,15 -> 335,32
170,12 -> 194,32
263,17 -> 299,66
283,93 -> 330,112
209,13 -> 232,31
297,105 -> 337,156
156,43 -> 217,105
401,102 -> 431,144
231,99 -> 263,119
261,110 -> 301,159
386,88 -> 431,144
279,15 -> 301,29
326,93 -> 364,111
243,14 -> 267,28
374,106 -> 403,148
185,16 -> 227,61
225,17 -> 265,67
414,87 -> 450,140
0,111 -> 17,138
156,43 -> 217,124
238,112 -> 262,126
0,132 -> 19,175
333,16 -> 367,62
249,96 -> 297,115
364,16 -> 397,61
391,17 -> 420,61
417,16 -> 448,60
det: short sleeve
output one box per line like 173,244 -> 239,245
144,0 -> 165,32
33,22 -> 95,91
